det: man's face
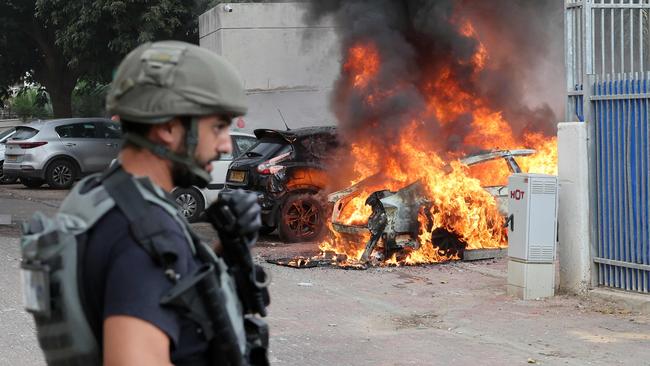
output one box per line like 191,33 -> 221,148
163,114 -> 233,188
194,114 -> 233,171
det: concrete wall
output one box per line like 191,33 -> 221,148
557,122 -> 593,294
199,2 -> 340,131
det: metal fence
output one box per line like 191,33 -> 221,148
566,0 -> 650,122
566,0 -> 650,293
593,72 -> 650,292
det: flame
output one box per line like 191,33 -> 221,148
344,43 -> 380,89
397,125 -> 507,253
319,222 -> 370,262
338,193 -> 372,226
460,21 -> 488,70
320,19 -> 557,267
519,133 -> 559,175
324,122 -> 509,265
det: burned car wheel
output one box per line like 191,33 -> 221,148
174,188 -> 205,223
279,194 -> 325,242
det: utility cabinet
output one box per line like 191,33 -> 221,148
506,174 -> 558,300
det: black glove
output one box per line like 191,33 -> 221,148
205,189 -> 262,244
206,190 -> 271,318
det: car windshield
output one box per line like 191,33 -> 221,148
12,127 -> 39,141
0,128 -> 15,143
245,138 -> 288,158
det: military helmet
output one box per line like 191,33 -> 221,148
106,41 -> 247,189
107,40 -> 247,123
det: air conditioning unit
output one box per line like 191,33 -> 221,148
506,173 -> 558,300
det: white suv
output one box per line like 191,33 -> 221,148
3,118 -> 121,189
173,131 -> 256,222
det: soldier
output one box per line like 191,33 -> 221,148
21,40 -> 269,366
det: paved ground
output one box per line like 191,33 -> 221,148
1,184 -> 649,365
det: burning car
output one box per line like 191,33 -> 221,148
325,149 -> 535,264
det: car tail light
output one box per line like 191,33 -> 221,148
8,141 -> 48,149
256,151 -> 291,175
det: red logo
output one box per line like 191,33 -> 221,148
236,117 -> 245,129
510,189 -> 525,200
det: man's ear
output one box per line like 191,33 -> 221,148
148,119 -> 184,149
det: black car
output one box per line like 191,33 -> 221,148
225,126 -> 338,242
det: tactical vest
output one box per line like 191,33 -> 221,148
20,166 -> 247,365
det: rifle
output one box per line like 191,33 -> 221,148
162,190 -> 270,366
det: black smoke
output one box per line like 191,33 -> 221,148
455,0 -> 564,138
302,0 -> 563,154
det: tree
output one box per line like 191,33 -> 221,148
0,0 -> 218,118
71,81 -> 109,118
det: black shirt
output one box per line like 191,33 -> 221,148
83,203 -> 210,365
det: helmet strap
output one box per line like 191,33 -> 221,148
124,130 -> 211,188
184,117 -> 199,160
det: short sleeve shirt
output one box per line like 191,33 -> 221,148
83,200 -> 210,365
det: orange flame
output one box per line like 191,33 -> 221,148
344,44 -> 380,89
322,20 -> 557,266
460,21 -> 488,70
519,133 -> 559,175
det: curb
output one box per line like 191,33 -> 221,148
589,287 -> 650,315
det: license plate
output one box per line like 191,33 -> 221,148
20,265 -> 50,315
5,155 -> 16,162
228,170 -> 246,183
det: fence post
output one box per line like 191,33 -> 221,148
585,73 -> 600,287
583,0 -> 593,76
565,1 -> 577,121
580,0 -> 598,288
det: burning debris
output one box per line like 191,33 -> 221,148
314,150 -> 537,267
267,254 -> 368,270
289,1 -> 562,267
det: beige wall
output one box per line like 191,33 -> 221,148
199,3 -> 340,130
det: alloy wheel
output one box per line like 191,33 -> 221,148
52,165 -> 73,186
176,193 -> 198,218
284,199 -> 320,239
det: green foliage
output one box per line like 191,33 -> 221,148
10,87 -> 52,121
71,81 -> 109,118
0,0 -> 218,117
0,1 -> 42,103
5,81 -> 109,119
34,0 -> 217,82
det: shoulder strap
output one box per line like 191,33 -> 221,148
101,165 -> 180,281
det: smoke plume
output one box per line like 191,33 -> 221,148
303,0 -> 564,156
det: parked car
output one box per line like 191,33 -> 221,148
224,126 -> 338,242
3,118 -> 122,189
172,131 -> 257,222
0,128 -> 17,184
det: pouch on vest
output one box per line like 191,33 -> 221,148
21,211 -> 100,366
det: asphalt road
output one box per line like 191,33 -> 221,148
0,229 -> 46,366
1,184 -> 650,365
